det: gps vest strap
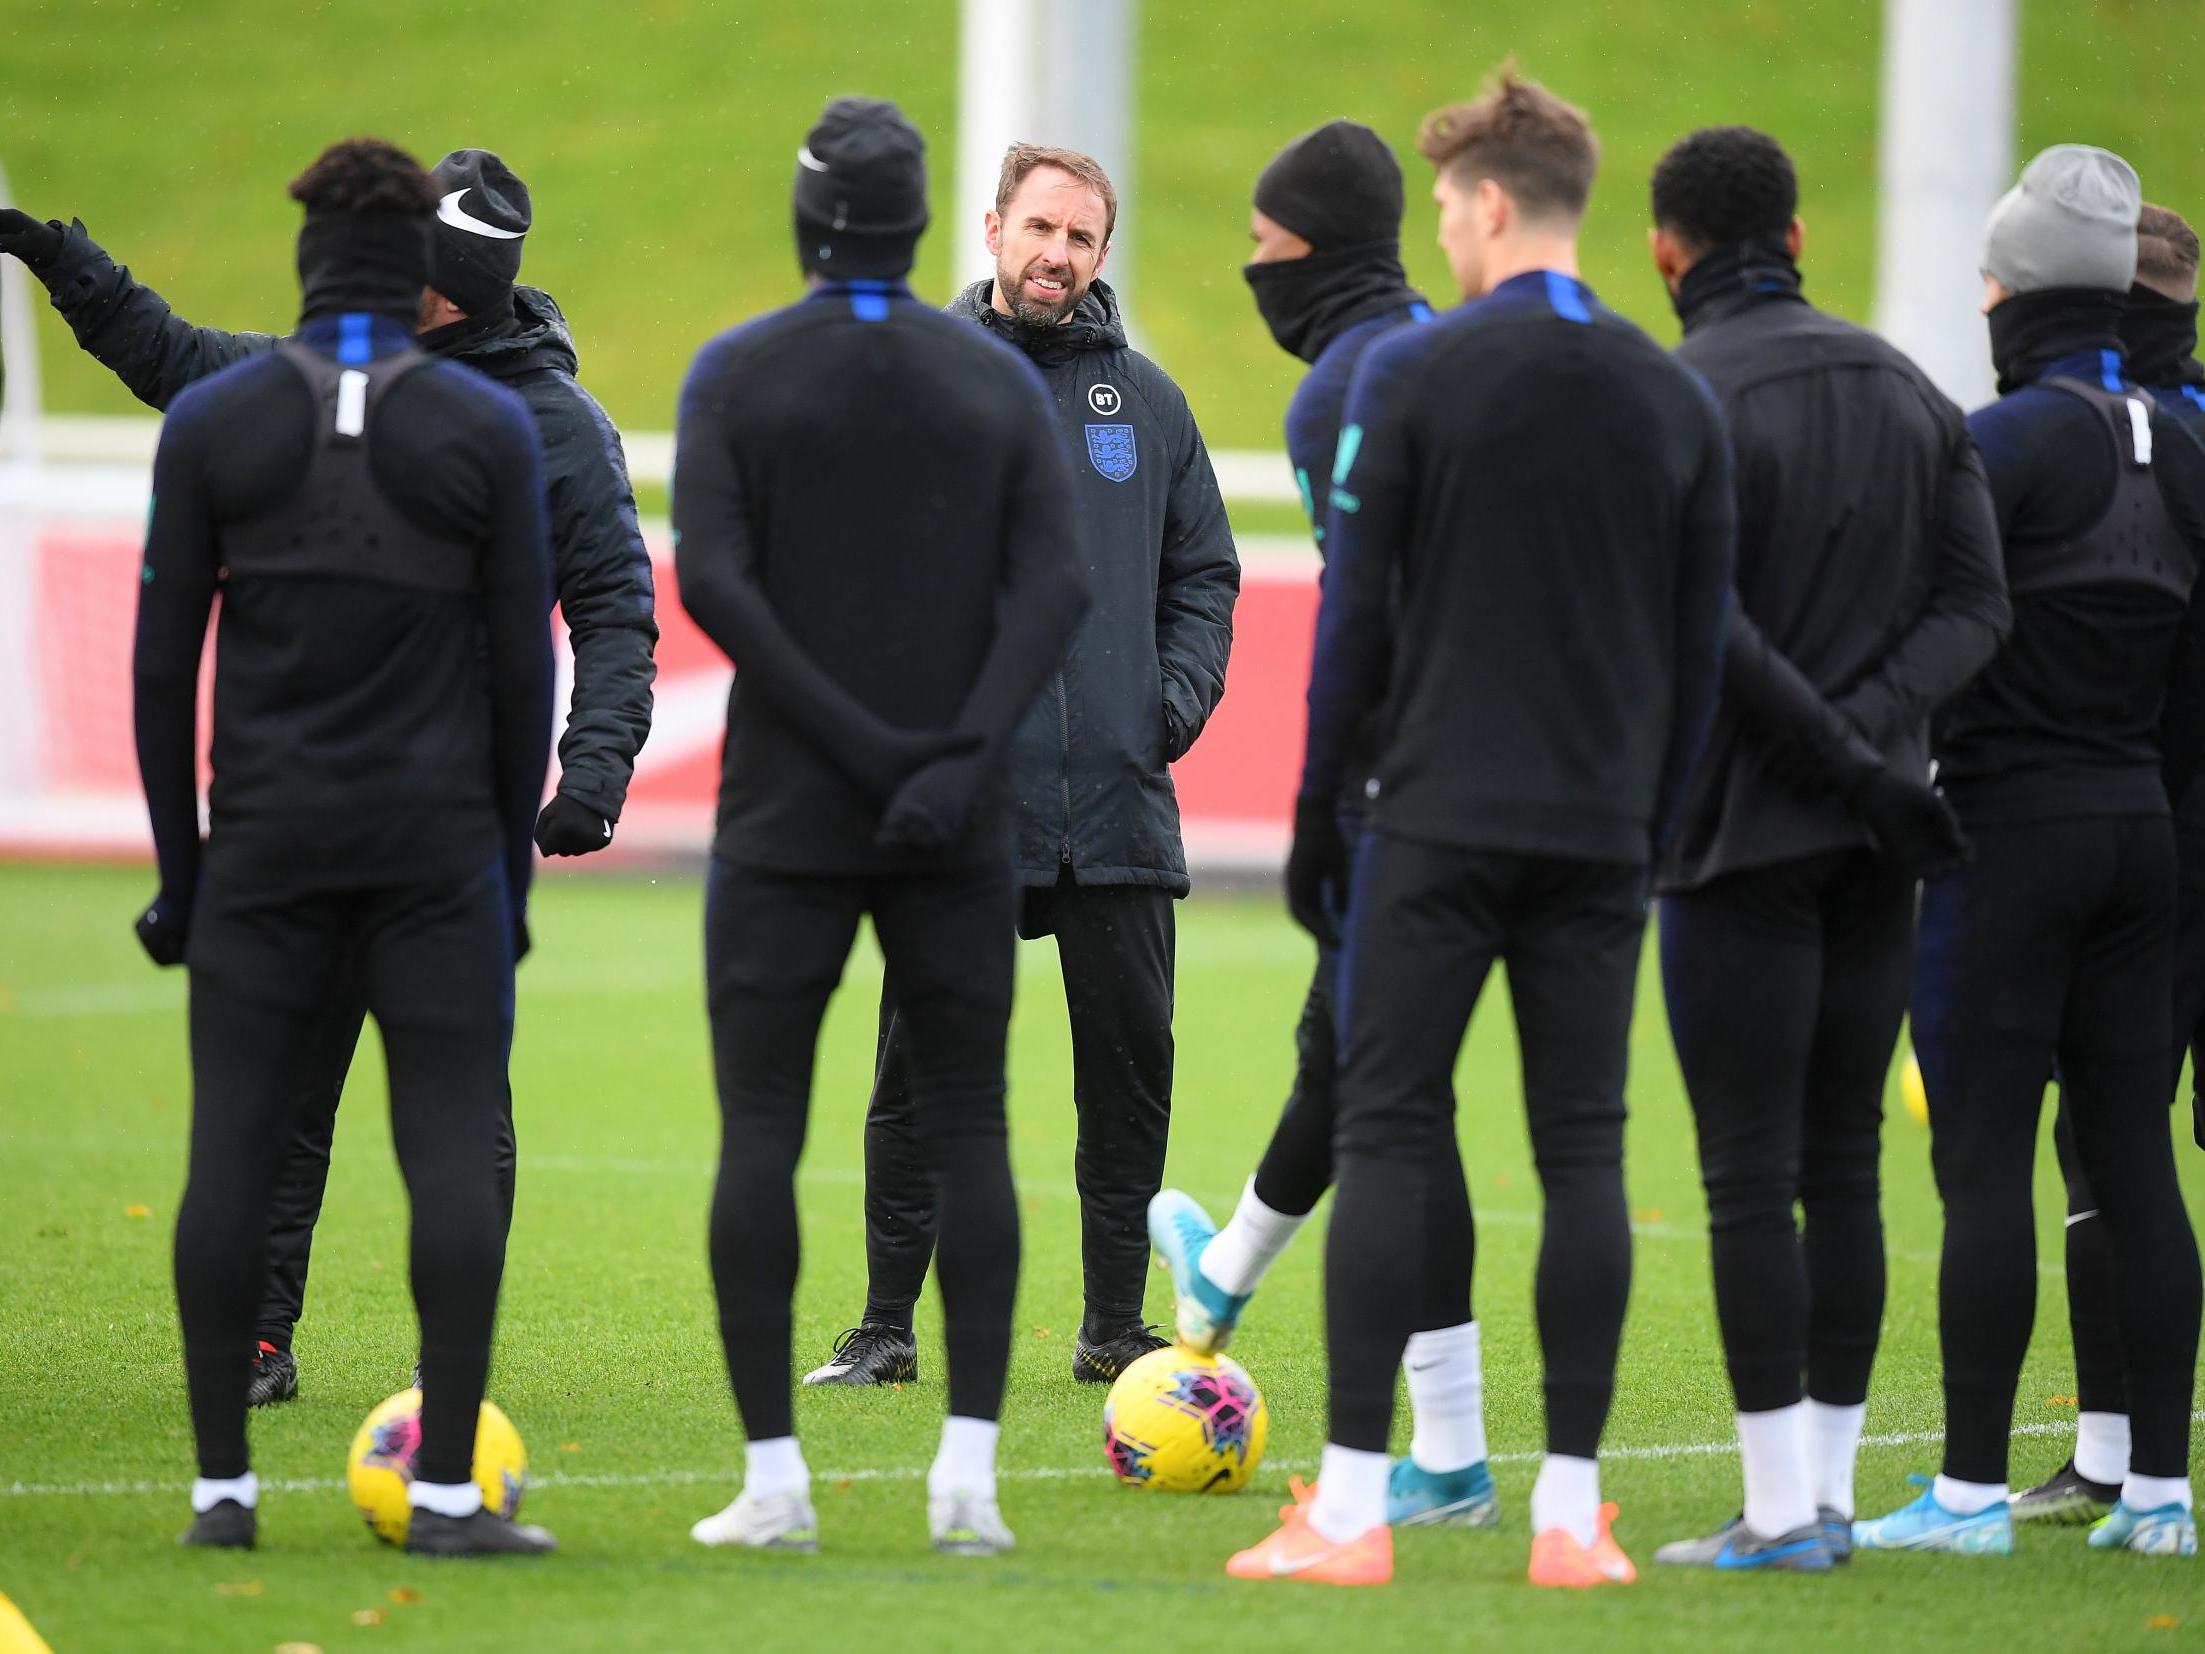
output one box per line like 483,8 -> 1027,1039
221,342 -> 479,595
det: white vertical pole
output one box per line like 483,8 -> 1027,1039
955,0 -> 1139,325
1872,0 -> 2016,411
0,160 -> 46,465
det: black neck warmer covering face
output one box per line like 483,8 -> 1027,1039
1671,238 -> 1804,332
1987,286 -> 2125,394
296,210 -> 432,328
417,287 -> 519,356
1243,242 -> 1420,364
2121,284 -> 2203,389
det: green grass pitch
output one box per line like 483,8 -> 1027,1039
2,862 -> 2199,1650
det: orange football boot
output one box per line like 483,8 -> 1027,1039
1529,1502 -> 1636,1588
1227,1493 -> 1394,1586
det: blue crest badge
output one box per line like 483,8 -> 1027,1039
1085,423 -> 1138,484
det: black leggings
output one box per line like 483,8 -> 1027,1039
1659,848 -> 1913,1414
1326,832 -> 1645,1459
1912,813 -> 2201,1483
2053,793 -> 2205,1419
707,857 -> 1021,1438
175,857 -> 515,1485
254,999 -> 517,1349
861,871 -> 1172,1334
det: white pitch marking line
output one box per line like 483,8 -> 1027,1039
11,1413 -> 2197,1500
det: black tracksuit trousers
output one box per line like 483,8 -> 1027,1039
1325,830 -> 1645,1458
1659,848 -> 1914,1414
1912,813 -> 2202,1483
253,1003 -> 517,1350
2051,797 -> 2205,1420
862,870 -> 1173,1337
707,856 -> 1022,1437
175,853 -> 516,1486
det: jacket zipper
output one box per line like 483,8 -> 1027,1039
1056,673 -> 1073,864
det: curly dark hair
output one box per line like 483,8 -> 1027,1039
287,138 -> 437,215
1416,63 -> 1598,221
1650,126 -> 1797,252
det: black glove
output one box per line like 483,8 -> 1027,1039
1851,768 -> 1970,880
1162,702 -> 1191,765
1283,796 -> 1349,946
534,792 -> 613,857
133,892 -> 189,967
876,739 -> 990,853
0,208 -> 64,271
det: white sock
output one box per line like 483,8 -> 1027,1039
1306,1443 -> 1390,1542
2074,1411 -> 2131,1487
191,1472 -> 258,1514
1931,1474 -> 2006,1515
1404,1320 -> 1486,1473
407,1478 -> 483,1518
743,1436 -> 809,1498
1804,1398 -> 1867,1518
2122,1472 -> 2193,1512
1198,1179 -> 1308,1298
1531,1454 -> 1600,1548
927,1415 -> 1000,1502
1736,1404 -> 1817,1538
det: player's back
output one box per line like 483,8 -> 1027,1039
674,282 -> 1070,866
1353,272 -> 1729,864
152,314 -> 548,877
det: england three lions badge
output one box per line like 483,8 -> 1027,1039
1085,423 -> 1138,483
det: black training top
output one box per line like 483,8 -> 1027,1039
1302,269 -> 1734,866
1659,247 -> 2010,891
133,309 -> 555,913
672,279 -> 1087,874
1945,323 -> 2205,824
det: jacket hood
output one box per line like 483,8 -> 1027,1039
441,284 -> 580,380
949,276 -> 1127,362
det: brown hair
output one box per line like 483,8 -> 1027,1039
288,138 -> 436,215
1416,64 -> 1598,222
2137,202 -> 2201,293
995,143 -> 1118,242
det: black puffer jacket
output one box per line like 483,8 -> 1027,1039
29,222 -> 656,821
949,278 -> 1238,891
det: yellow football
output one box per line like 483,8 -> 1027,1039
1103,1345 -> 1268,1494
345,1387 -> 528,1545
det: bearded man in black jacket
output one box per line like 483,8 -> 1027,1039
1642,126 -> 2011,1573
0,151 -> 655,1404
804,143 -> 1240,1391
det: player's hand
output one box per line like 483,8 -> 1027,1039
1284,796 -> 1348,946
876,741 -> 990,853
534,792 -> 614,857
0,208 -> 64,270
133,893 -> 189,967
1852,768 -> 1970,879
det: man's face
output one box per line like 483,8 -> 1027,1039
986,165 -> 1111,326
1433,169 -> 1494,299
1980,272 -> 2013,315
1247,208 -> 1314,266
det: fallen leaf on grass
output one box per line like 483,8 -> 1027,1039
370,1260 -> 386,1274
273,1643 -> 323,1654
1031,1327 -> 1055,1340
387,1588 -> 422,1606
214,1580 -> 262,1597
2047,1395 -> 2077,1408
350,1608 -> 387,1627
1634,1208 -> 1664,1225
834,1478 -> 855,1493
2146,1617 -> 2179,1631
560,1442 -> 582,1453
124,1204 -> 151,1220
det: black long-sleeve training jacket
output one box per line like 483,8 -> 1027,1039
1304,269 -> 1733,867
672,280 -> 1087,875
134,310 -> 553,919
30,221 -> 653,821
948,279 -> 1238,893
1659,247 -> 2011,892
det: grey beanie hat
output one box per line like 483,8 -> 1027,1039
1981,144 -> 2140,294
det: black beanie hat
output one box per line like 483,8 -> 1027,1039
1253,119 -> 1404,251
429,149 -> 530,315
794,97 -> 929,280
